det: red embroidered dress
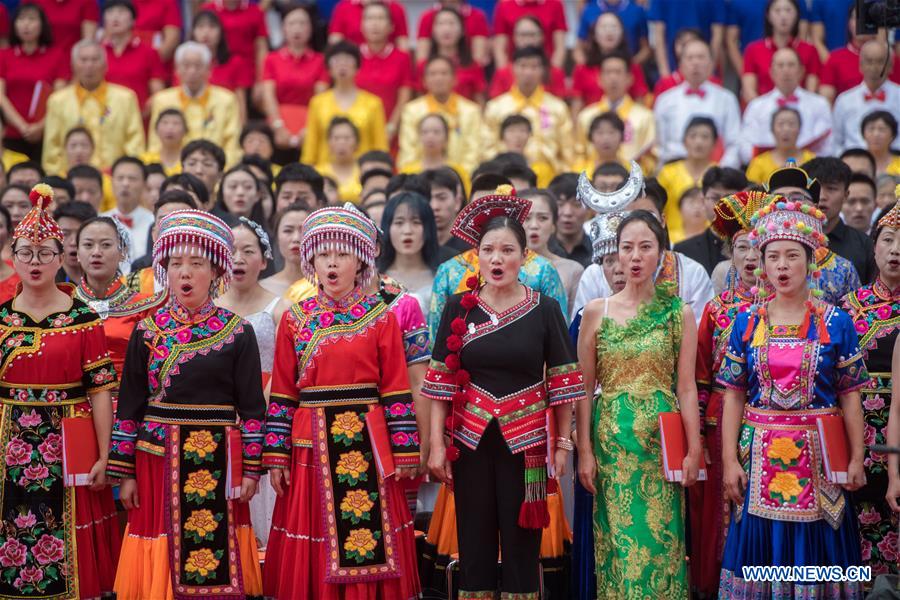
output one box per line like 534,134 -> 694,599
262,288 -> 420,600
107,298 -> 266,599
0,285 -> 120,599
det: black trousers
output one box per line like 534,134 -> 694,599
452,419 -> 541,595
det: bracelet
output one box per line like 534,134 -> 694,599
556,437 -> 574,452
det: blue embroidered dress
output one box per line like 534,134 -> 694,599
717,304 -> 870,598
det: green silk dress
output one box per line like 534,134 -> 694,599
591,286 -> 689,599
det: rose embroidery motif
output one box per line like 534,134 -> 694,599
183,430 -> 220,463
49,314 -> 73,328
2,313 -> 23,327
17,410 -> 42,428
330,411 -> 364,446
184,470 -> 220,504
5,438 -> 33,467
38,434 -> 62,464
767,471 -> 807,505
335,451 -> 370,485
0,538 -> 27,567
14,511 -> 37,529
766,436 -> 803,468
32,534 -> 64,565
343,528 -> 381,563
184,509 -> 222,542
184,548 -> 223,583
340,489 -> 377,524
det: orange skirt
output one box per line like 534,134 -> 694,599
113,450 -> 262,600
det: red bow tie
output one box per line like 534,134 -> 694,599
685,87 -> 706,99
116,214 -> 134,229
864,89 -> 886,102
776,94 -> 798,107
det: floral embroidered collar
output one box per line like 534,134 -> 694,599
317,286 -> 367,311
169,297 -> 217,326
77,277 -> 126,301
873,277 -> 900,302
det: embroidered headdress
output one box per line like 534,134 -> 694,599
13,184 -> 63,244
299,203 -> 378,287
711,190 -> 771,242
152,209 -> 235,290
588,211 -> 629,263
765,159 -> 821,204
450,185 -> 531,246
576,160 -> 644,214
877,187 -> 900,230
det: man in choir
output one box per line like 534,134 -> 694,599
147,41 -> 242,167
101,156 -> 153,266
42,40 -> 145,176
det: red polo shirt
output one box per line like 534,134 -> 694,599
0,45 -> 67,138
570,63 -> 649,105
104,37 -> 166,107
821,43 -> 900,94
743,37 -> 821,96
200,1 -> 267,76
263,48 -> 329,106
415,58 -> 486,100
489,64 -> 567,99
30,0 -> 99,55
329,0 -> 409,46
133,0 -> 182,46
493,0 -> 567,59
356,44 -> 413,117
417,3 -> 490,39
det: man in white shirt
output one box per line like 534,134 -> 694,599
654,39 -> 742,168
740,47 -> 833,164
833,40 -> 900,154
102,156 -> 154,270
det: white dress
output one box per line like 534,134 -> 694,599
246,296 -> 279,548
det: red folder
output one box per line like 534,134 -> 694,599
365,407 -> 396,479
62,418 -> 99,487
226,428 -> 243,500
659,412 -> 707,483
816,415 -> 850,484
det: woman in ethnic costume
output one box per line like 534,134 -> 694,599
75,216 -> 166,409
576,210 -> 702,599
718,197 -> 869,597
689,190 -> 767,597
108,209 -> 266,599
0,184 -> 120,599
262,205 -> 421,599
849,199 -> 900,578
424,192 -> 583,600
216,217 -> 280,549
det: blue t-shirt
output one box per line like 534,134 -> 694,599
577,0 -> 649,56
647,0 -> 726,67
725,0 -> 767,49
811,0 -> 854,50
469,0 -> 498,24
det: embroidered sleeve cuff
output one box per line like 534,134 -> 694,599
263,395 -> 297,464
84,357 -> 118,393
241,418 -> 265,477
382,392 -> 421,456
546,363 -> 584,406
422,361 -> 455,401
107,418 -> 138,478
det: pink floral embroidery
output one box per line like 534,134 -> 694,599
50,314 -> 73,328
298,328 -> 313,342
207,316 -> 223,332
245,442 -> 263,457
5,333 -> 25,348
14,566 -> 43,589
391,432 -> 410,446
861,539 -> 873,561
320,312 -> 335,327
0,538 -> 27,567
876,305 -> 892,320
302,297 -> 318,311
155,312 -> 170,327
176,329 -> 192,344
17,410 -> 42,428
716,314 -> 731,329
154,345 -> 170,360
389,402 -> 408,416
2,313 -> 23,327
855,319 -> 870,334
32,534 -> 64,565
864,423 -> 877,447
863,394 -> 886,411
14,511 -> 36,529
243,419 -> 262,432
5,438 -> 33,466
858,506 -> 881,525
877,532 -> 899,563
350,305 -> 366,318
117,420 -> 137,434
857,288 -> 872,300
20,464 -> 49,484
37,434 -> 61,464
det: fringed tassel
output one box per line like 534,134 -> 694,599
816,312 -> 830,344
798,307 -> 811,340
750,316 -> 767,348
742,314 -> 756,343
517,451 -> 549,530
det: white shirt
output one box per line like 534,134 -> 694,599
101,205 -> 154,272
572,251 -> 714,325
833,81 -> 900,154
654,80 -> 743,169
740,86 -> 833,165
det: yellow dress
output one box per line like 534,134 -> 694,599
576,95 -> 656,174
482,85 -> 573,173
886,156 -> 900,176
43,82 -> 145,176
301,89 -> 388,166
656,160 -> 714,244
147,86 -> 242,168
1,148 -> 28,172
745,149 -> 816,184
284,277 -> 317,303
139,151 -> 183,176
398,93 -> 484,173
314,162 -> 363,204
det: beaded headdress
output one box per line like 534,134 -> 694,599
711,190 -> 771,242
299,204 -> 378,288
588,211 -> 629,263
743,196 -> 829,347
450,185 -> 531,247
13,184 -> 63,244
152,209 -> 235,291
877,187 -> 900,230
238,216 -> 274,260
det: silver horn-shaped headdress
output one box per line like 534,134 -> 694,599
576,160 -> 644,214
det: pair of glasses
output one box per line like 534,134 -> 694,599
14,248 -> 59,265
782,191 -> 813,204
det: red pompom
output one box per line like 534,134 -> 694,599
450,317 -> 467,335
446,445 -> 460,462
460,293 -> 478,310
465,275 -> 480,291
445,353 -> 460,371
455,369 -> 471,386
446,335 -> 462,352
452,391 -> 467,406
